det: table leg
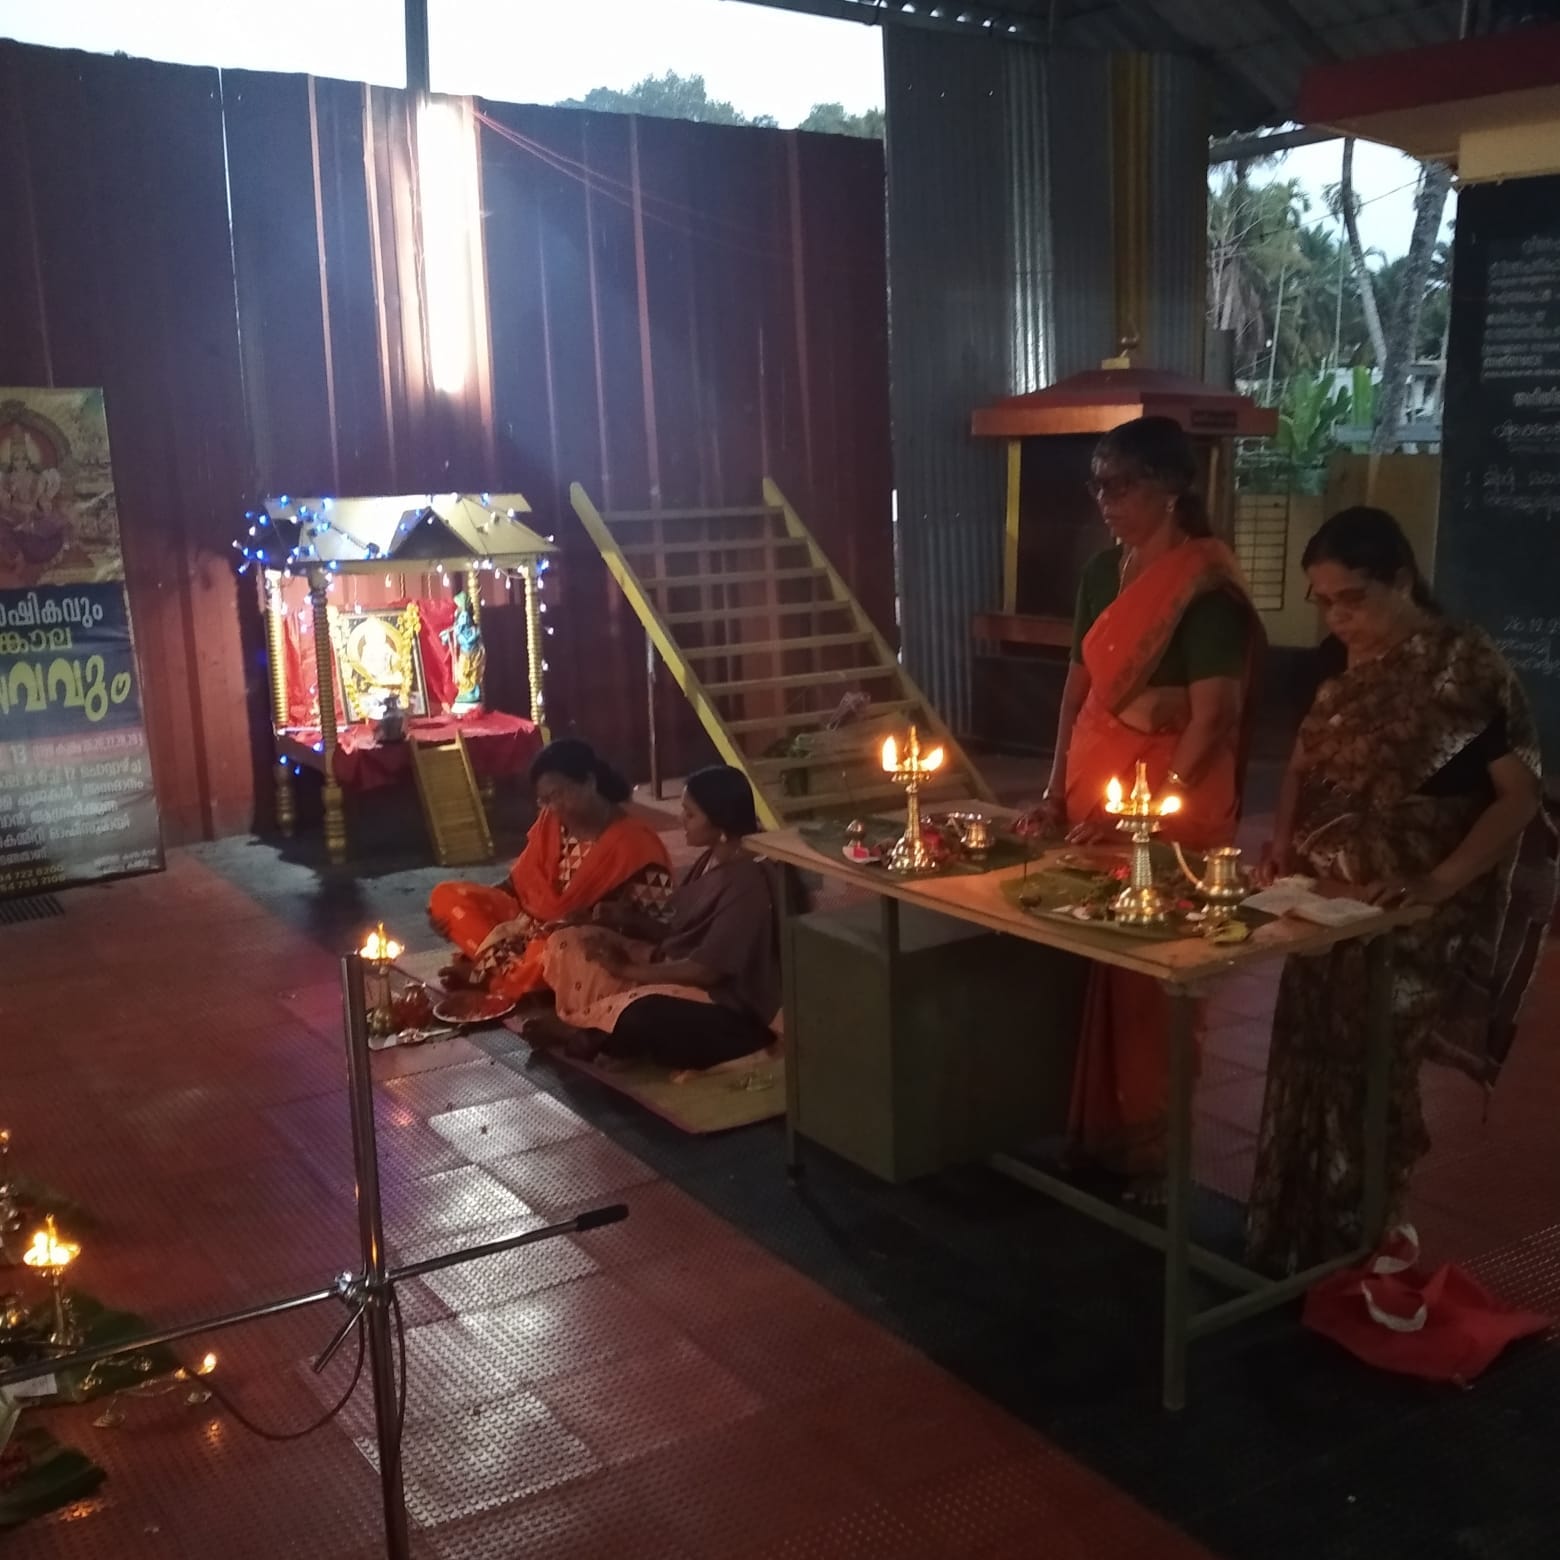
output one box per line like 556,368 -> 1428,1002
1162,986 -> 1195,1412
1362,933 -> 1393,1247
782,875 -> 806,1184
880,895 -> 900,957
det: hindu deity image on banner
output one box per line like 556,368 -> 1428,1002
0,388 -> 163,897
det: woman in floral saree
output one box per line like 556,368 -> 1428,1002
1023,417 -> 1263,1199
1247,507 -> 1552,1275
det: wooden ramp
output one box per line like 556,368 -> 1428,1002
570,478 -> 992,829
409,730 -> 495,867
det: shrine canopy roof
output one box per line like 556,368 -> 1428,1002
971,368 -> 1277,441
235,492 -> 555,576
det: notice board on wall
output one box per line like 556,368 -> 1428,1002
0,388 -> 162,897
1439,175 -> 1560,780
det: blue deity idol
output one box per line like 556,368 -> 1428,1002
441,591 -> 485,715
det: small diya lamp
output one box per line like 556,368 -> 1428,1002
881,727 -> 945,874
1102,762 -> 1182,926
359,923 -> 405,1037
178,1351 -> 220,1407
24,1216 -> 81,1349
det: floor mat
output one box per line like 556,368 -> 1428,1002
502,1019 -> 786,1135
401,951 -> 784,1134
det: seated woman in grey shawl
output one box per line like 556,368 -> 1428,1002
526,765 -> 789,1075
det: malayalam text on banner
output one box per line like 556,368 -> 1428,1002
0,388 -> 162,896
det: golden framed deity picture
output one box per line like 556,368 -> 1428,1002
328,603 -> 426,724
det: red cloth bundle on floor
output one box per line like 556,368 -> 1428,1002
1303,1226 -> 1550,1384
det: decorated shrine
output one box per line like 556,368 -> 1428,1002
237,492 -> 554,864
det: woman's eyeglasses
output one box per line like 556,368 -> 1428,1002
1305,583 -> 1374,613
1086,475 -> 1144,504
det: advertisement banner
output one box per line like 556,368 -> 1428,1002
0,388 -> 162,897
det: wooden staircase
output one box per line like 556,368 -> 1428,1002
409,730 -> 495,867
570,479 -> 992,830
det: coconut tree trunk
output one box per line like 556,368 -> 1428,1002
1338,138 -> 1389,369
1371,161 -> 1454,453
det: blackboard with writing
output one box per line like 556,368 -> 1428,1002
1439,175 -> 1560,777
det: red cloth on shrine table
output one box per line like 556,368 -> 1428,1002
285,712 -> 541,791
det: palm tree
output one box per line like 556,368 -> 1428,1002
1207,168 -> 1311,386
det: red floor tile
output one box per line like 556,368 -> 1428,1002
428,1480 -> 693,1560
483,1133 -> 662,1218
537,1335 -> 764,1464
358,1392 -> 598,1528
426,1093 -> 594,1162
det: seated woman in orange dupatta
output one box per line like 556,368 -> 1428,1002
427,738 -> 673,1002
1021,416 -> 1263,1201
523,766 -> 793,1076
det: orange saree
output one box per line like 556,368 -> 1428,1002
427,808 -> 671,1001
1063,539 -> 1261,1176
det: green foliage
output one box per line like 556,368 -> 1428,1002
1349,365 -> 1376,434
1274,372 -> 1353,492
1207,166 -> 1452,389
556,72 -> 884,139
797,102 -> 885,138
557,72 -> 775,126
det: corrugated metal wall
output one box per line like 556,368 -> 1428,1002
886,31 -> 1208,731
0,41 -> 893,840
1146,54 -> 1212,380
885,28 -> 1031,736
1044,53 -> 1115,380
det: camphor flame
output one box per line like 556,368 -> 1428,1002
23,1218 -> 78,1272
360,922 -> 404,963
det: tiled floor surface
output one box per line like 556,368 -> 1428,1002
3,849 -> 1211,1559
4,770 -> 1558,1558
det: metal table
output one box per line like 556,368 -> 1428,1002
752,823 -> 1426,1410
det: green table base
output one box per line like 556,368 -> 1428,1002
798,818 -> 1037,881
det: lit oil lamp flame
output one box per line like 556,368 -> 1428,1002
23,1219 -> 79,1273
359,923 -> 403,963
1159,793 -> 1182,817
199,1352 -> 218,1376
1104,776 -> 1124,815
881,729 -> 945,776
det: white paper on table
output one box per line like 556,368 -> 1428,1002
1242,883 -> 1319,915
1288,895 -> 1380,927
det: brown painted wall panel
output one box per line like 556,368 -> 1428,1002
0,41 -> 892,842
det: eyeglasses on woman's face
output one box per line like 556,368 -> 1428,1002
1304,579 -> 1376,615
1087,473 -> 1153,505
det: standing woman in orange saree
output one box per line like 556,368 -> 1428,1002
1024,417 -> 1263,1200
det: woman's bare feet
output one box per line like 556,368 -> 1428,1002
519,1014 -> 577,1051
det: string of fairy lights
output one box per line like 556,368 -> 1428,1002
231,493 -> 555,754
231,493 -> 542,575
